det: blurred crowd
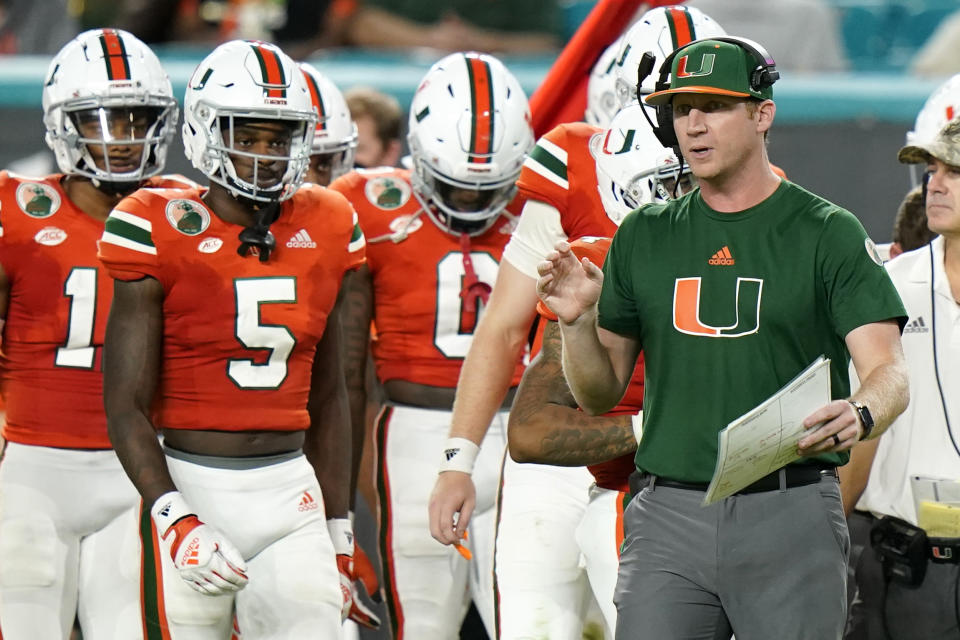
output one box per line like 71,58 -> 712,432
2,0 -> 959,75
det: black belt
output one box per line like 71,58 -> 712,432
631,466 -> 837,496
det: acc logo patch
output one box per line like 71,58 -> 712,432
166,199 -> 211,236
197,237 -> 223,254
864,238 -> 884,266
365,176 -> 411,210
16,182 -> 60,218
34,226 -> 67,246
498,217 -> 518,234
388,213 -> 423,236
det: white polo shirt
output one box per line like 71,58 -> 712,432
857,236 -> 960,524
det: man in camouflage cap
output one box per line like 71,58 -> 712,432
536,36 -> 909,639
842,117 -> 960,640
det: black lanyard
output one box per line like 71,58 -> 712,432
929,243 -> 959,459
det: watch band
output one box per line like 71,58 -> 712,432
848,400 -> 875,441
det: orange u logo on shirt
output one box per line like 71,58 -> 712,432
672,277 -> 763,337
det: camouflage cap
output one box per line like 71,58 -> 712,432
898,117 -> 960,166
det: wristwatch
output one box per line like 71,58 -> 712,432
848,400 -> 875,440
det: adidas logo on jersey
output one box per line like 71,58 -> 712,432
298,491 -> 319,512
708,246 -> 735,266
903,316 -> 929,334
286,229 -> 317,248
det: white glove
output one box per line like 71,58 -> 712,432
328,516 -> 381,628
151,491 -> 249,595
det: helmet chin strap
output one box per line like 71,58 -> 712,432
458,233 -> 492,316
237,200 -> 281,263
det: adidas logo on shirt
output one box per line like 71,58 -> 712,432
904,316 -> 929,334
286,229 -> 317,249
708,245 -> 735,266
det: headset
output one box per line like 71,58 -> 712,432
639,36 -> 780,149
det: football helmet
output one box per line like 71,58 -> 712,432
42,28 -> 178,186
592,103 -> 695,225
407,52 -> 534,236
299,62 -> 357,183
613,5 -> 726,109
585,38 -> 624,128
182,40 -> 316,202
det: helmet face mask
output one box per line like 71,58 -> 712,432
586,38 -> 625,128
182,40 -> 316,203
407,52 -> 534,236
42,29 -> 178,186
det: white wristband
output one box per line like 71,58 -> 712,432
327,518 -> 354,556
439,437 -> 480,474
150,491 -> 193,535
631,411 -> 644,445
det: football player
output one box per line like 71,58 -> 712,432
0,28 -> 191,639
299,62 -> 358,187
98,40 -> 369,638
427,6 -> 725,638
329,51 -> 533,639
504,104 -> 696,637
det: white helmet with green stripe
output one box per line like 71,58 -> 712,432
613,5 -> 726,109
42,28 -> 178,187
407,51 -> 534,236
182,40 -> 317,203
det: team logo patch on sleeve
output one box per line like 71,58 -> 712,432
864,238 -> 884,266
165,199 -> 211,235
364,176 -> 411,210
16,182 -> 61,218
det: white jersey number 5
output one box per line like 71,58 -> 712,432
228,277 -> 296,389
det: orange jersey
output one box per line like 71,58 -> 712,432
0,172 -> 194,448
517,122 -> 621,241
330,168 -> 525,388
97,184 -> 365,432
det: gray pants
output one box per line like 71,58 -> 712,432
615,475 -> 849,640
845,511 -> 960,640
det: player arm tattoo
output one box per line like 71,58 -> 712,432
508,321 -> 636,466
305,285 -> 352,519
338,264 -> 374,506
103,276 -> 175,506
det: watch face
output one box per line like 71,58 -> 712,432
858,404 -> 874,427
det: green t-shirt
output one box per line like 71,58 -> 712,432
598,180 -> 906,483
363,0 -> 561,36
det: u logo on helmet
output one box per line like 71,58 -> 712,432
676,53 -> 715,79
601,128 -> 638,156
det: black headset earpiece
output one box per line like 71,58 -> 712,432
644,36 -> 780,151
